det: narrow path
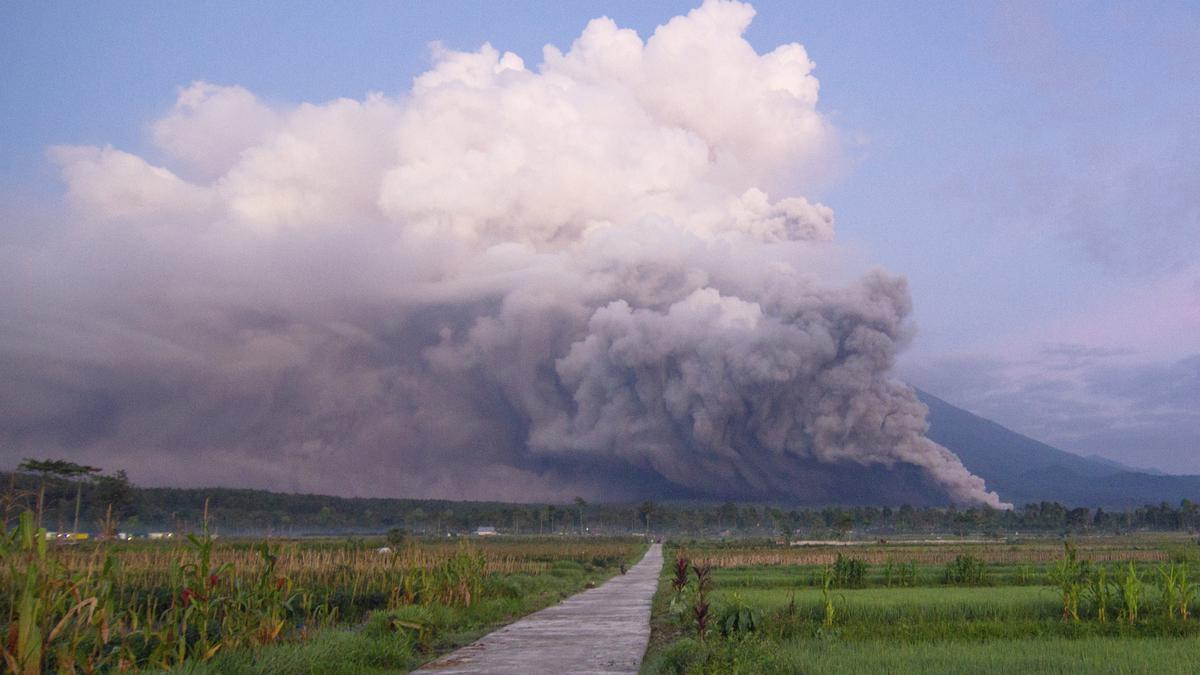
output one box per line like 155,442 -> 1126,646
412,542 -> 663,675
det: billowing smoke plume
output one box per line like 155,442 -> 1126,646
0,1 -> 1006,507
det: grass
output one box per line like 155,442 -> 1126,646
174,628 -> 415,675
673,538 -> 1182,569
712,585 -> 1060,621
645,538 -> 1200,675
693,560 -> 1174,589
174,563 -> 611,674
645,636 -> 1200,675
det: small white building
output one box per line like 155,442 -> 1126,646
474,526 -> 498,536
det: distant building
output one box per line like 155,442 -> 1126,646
474,526 -> 498,536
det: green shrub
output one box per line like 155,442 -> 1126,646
364,605 -> 435,650
831,554 -> 866,588
385,528 -> 408,548
945,554 -> 989,586
484,573 -> 536,599
653,637 -> 701,674
716,593 -> 762,637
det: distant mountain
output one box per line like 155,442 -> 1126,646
917,389 -> 1200,508
1083,453 -> 1165,476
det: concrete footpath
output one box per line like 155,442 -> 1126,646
412,542 -> 663,674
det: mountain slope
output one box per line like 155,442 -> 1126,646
1083,454 -> 1165,476
917,388 -> 1200,507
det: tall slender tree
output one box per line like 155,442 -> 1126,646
638,500 -> 656,534
18,458 -> 101,532
574,496 -> 587,535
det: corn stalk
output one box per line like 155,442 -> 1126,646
1117,561 -> 1143,625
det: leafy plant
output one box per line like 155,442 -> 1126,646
668,555 -> 692,619
831,554 -> 866,588
1017,563 -> 1035,585
1048,542 -> 1088,621
944,554 -> 989,586
716,593 -> 762,637
692,561 -> 712,641
0,509 -> 345,672
819,565 -> 837,627
1084,565 -> 1114,622
672,555 -> 690,593
1156,562 -> 1192,621
1177,564 -> 1196,620
385,528 -> 409,548
1116,561 -> 1143,625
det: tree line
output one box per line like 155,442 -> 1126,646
5,460 -> 1200,537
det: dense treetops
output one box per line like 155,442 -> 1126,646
6,465 -> 1200,537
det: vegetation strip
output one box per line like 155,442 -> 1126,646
413,543 -> 662,675
0,506 -> 645,674
642,538 -> 1200,674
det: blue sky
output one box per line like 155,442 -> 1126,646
2,1 -> 1197,475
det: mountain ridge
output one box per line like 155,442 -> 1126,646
917,388 -> 1200,507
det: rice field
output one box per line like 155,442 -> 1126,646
676,535 -> 1192,567
643,536 -> 1200,674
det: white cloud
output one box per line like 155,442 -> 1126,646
47,145 -> 215,223
152,82 -> 280,179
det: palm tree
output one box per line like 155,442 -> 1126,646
513,507 -> 531,535
638,500 -> 656,535
574,496 -> 587,535
407,507 -> 426,534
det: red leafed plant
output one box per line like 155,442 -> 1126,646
672,555 -> 690,592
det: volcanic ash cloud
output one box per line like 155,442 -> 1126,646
3,0 -> 1006,507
